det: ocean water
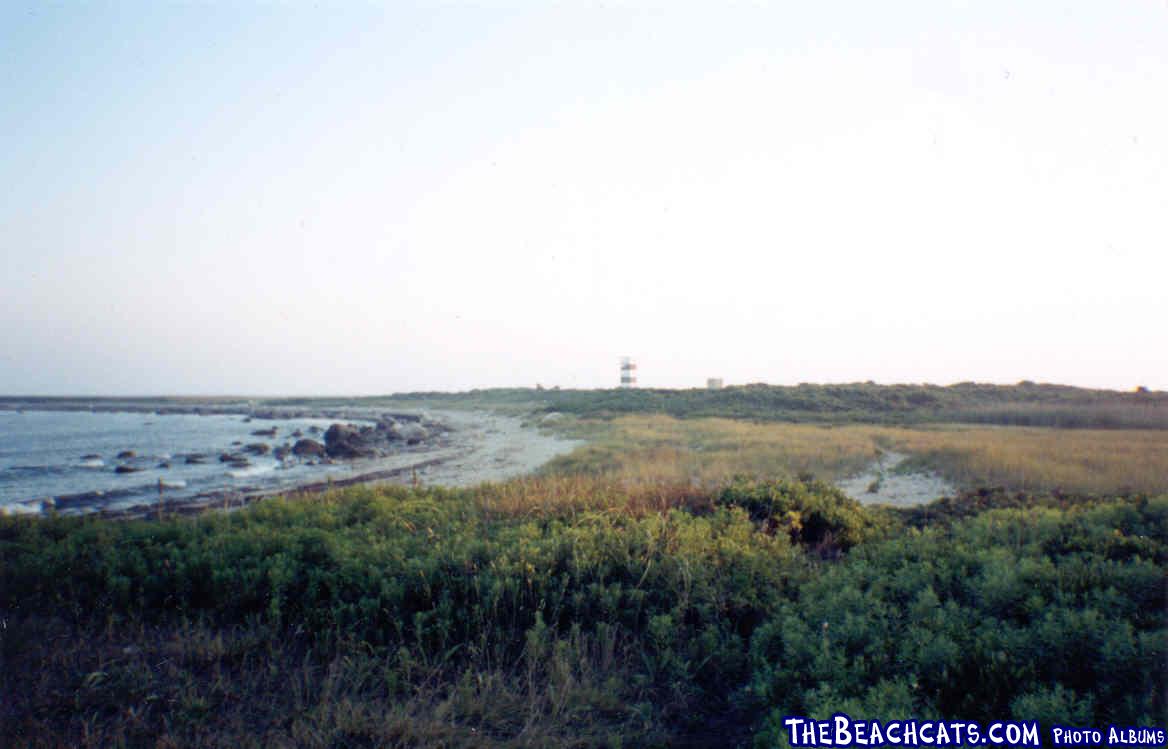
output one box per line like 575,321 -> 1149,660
0,410 -> 366,514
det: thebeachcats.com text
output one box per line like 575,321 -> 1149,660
783,715 -> 1167,748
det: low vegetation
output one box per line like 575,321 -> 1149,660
4,383 -> 1167,746
344,381 -> 1168,429
3,478 -> 1165,747
886,425 -> 1168,494
539,415 -> 1168,495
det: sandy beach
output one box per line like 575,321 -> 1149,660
102,408 -> 583,519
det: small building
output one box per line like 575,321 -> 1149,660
707,378 -> 723,390
620,357 -> 637,388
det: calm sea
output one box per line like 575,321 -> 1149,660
0,410 -> 363,514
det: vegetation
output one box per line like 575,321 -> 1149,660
885,425 -> 1168,494
352,381 -> 1168,429
749,493 -> 1167,743
4,382 -> 1167,746
3,478 -> 1165,747
540,415 -> 1168,495
541,416 -> 883,487
9,381 -> 1165,429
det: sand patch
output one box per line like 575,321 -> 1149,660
835,451 -> 955,507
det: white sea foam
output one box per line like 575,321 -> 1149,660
1,500 -> 46,515
228,464 -> 276,479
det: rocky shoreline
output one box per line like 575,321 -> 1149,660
1,405 -> 582,520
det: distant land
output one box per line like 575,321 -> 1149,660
3,381 -> 1165,429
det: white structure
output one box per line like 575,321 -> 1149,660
620,357 -> 637,388
707,378 -> 723,390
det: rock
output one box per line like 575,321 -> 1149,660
274,445 -> 292,460
251,427 -> 277,438
228,458 -> 250,468
292,429 -> 303,438
53,490 -> 105,511
184,454 -> 208,465
219,452 -> 249,463
307,425 -> 322,434
115,465 -> 142,474
157,461 -> 171,469
244,443 -> 271,455
81,453 -> 102,460
396,423 -> 429,443
231,441 -> 242,446
116,450 -> 136,460
324,423 -> 377,458
292,438 -> 327,457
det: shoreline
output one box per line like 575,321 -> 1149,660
2,405 -> 583,520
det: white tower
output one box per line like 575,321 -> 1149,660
620,357 -> 637,388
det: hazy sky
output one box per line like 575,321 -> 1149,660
2,2 -> 1165,395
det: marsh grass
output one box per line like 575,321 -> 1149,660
541,415 -> 1168,495
884,425 -> 1168,494
542,415 -> 884,486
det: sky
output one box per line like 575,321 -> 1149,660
2,1 -> 1165,395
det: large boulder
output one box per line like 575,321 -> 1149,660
291,438 -> 327,458
324,423 -> 378,459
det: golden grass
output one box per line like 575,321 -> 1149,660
884,425 -> 1168,494
472,474 -> 716,520
544,415 -> 883,486
542,415 -> 1168,495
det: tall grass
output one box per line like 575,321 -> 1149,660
541,416 -> 1168,495
887,425 -> 1168,494
543,415 -> 884,486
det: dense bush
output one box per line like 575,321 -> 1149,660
748,496 -> 1168,745
2,482 -> 1165,747
1,483 -> 801,744
718,478 -> 886,553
